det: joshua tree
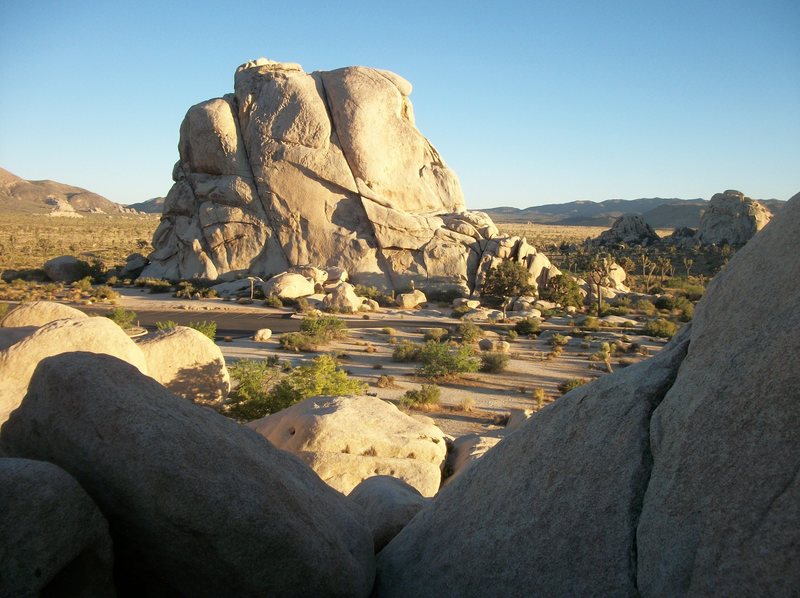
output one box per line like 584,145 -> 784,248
657,257 -> 672,287
587,254 -> 613,318
683,257 -> 694,278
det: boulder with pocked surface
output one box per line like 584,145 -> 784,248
0,300 -> 87,328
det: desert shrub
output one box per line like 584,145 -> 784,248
425,288 -> 465,304
106,307 -> 136,330
558,377 -> 587,395
481,261 -> 535,307
73,276 -> 94,293
294,296 -> 311,313
514,317 -> 540,335
540,274 -> 583,308
549,333 -> 569,347
392,340 -> 421,362
681,285 -> 705,301
451,305 -> 472,319
532,387 -> 546,409
582,316 -> 601,331
353,285 -> 394,307
480,351 -> 509,373
506,329 -> 518,341
266,355 -> 367,414
457,396 -> 475,412
550,345 -> 564,357
135,277 -> 172,293
91,285 -> 119,301
264,294 -> 283,308
299,314 -> 347,342
643,318 -> 678,339
226,359 -> 281,420
106,275 -> 119,286
603,305 -> 630,316
188,320 -> 217,341
0,303 -> 9,318
279,332 -> 319,352
381,327 -> 396,336
400,383 -> 441,407
423,328 -> 449,342
376,375 -> 396,388
155,320 -> 178,331
456,320 -> 483,343
590,342 -> 611,362
417,341 -> 479,379
634,299 -> 657,316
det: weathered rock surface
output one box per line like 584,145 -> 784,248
697,189 -> 771,245
1,353 -> 375,597
637,192 -> 800,595
136,326 -> 229,402
376,326 -> 691,596
0,317 -> 148,424
43,255 -> 90,282
396,289 -> 427,309
348,476 -> 429,552
210,276 -> 261,297
445,433 -> 502,482
253,327 -> 272,342
323,281 -> 364,313
261,272 -> 316,299
0,300 -> 87,328
119,252 -> 148,278
595,214 -> 660,247
249,395 -> 446,496
0,458 -> 114,597
141,58 -> 554,294
477,338 -> 510,353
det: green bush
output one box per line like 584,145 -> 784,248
155,320 -> 178,331
392,340 -> 421,362
582,316 -> 601,331
299,314 -> 347,342
417,341 -> 479,379
451,305 -> 472,319
0,303 -> 9,319
106,307 -> 136,330
400,383 -> 441,407
266,355 -> 367,415
514,317 -> 540,335
188,320 -> 217,341
381,327 -> 397,336
226,359 -> 282,420
353,285 -> 394,307
634,299 -> 657,316
482,261 -> 535,307
480,351 -> 509,373
135,277 -> 173,293
425,289 -> 464,305
423,328 -> 449,342
506,329 -> 518,341
643,318 -> 678,339
540,274 -> 583,308
280,332 -> 319,352
456,321 -> 483,343
91,285 -> 119,301
549,333 -> 569,347
73,276 -> 94,292
558,378 -> 587,395
264,294 -> 283,308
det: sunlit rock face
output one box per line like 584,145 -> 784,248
143,58 -> 558,293
698,189 -> 771,246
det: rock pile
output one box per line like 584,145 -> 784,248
698,189 -> 771,245
595,214 -> 660,246
142,58 -> 558,295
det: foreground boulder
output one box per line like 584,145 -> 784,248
323,281 -> 365,313
0,458 -> 114,597
0,300 -> 88,327
249,395 -> 447,496
43,255 -> 90,282
261,272 -> 316,299
376,326 -> 690,595
349,476 -> 429,552
697,189 -> 771,245
141,58 -> 556,294
136,326 -> 230,402
637,192 -> 800,595
1,353 -> 374,596
0,317 -> 148,424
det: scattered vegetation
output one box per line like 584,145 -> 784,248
400,383 -> 441,407
417,341 -> 479,379
106,307 -> 136,330
392,340 -> 421,362
456,320 -> 483,343
423,328 -> 449,342
514,317 -> 540,335
481,260 -> 535,307
643,318 -> 679,339
558,378 -> 588,395
353,285 -> 394,307
480,351 -> 510,373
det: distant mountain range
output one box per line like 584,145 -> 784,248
0,167 -> 138,214
482,197 -> 786,228
128,196 -> 165,213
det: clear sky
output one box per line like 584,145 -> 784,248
0,0 -> 797,208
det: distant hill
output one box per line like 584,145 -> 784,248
128,197 -> 165,213
0,167 -> 135,214
482,197 -> 784,229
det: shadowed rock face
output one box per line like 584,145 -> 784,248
143,58 -> 558,293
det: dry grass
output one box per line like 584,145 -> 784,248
0,213 -> 159,273
497,222 -> 673,247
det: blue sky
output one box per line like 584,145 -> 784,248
0,0 -> 797,208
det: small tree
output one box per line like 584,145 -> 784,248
481,261 -> 535,307
540,274 -> 583,308
587,254 -> 613,318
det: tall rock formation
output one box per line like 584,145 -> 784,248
595,213 -> 660,247
142,59 -> 557,293
698,189 -> 771,245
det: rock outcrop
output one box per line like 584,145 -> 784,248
136,326 -> 230,402
248,395 -> 447,496
0,317 -> 148,424
375,192 -> 800,595
637,191 -> 799,595
697,189 -> 772,245
595,214 -> 660,246
348,476 -> 429,552
0,300 -> 88,328
43,255 -> 90,282
141,58 -> 555,294
1,353 -> 375,596
0,458 -> 114,596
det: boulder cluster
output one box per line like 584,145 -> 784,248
1,194 -> 797,595
140,58 -> 558,295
